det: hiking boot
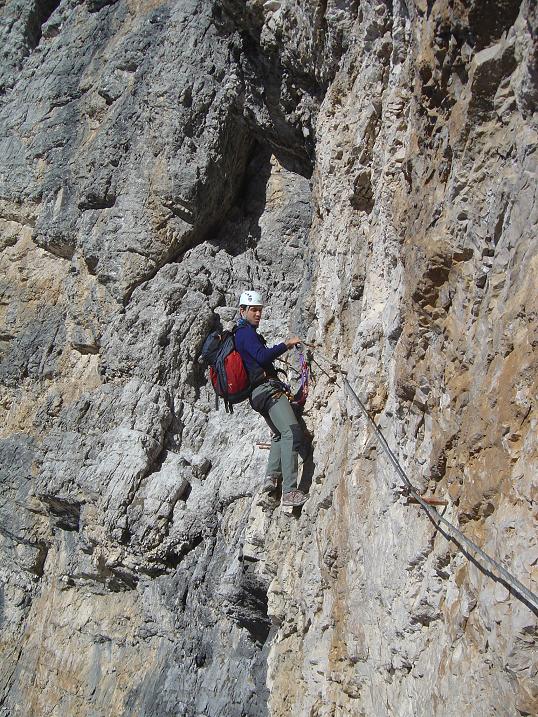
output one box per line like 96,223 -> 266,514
261,474 -> 280,493
281,490 -> 308,507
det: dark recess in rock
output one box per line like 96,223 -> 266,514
223,560 -> 272,644
469,0 -> 523,50
87,0 -> 119,13
39,495 -> 81,531
25,0 -> 62,51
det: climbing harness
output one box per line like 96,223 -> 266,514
302,342 -> 538,614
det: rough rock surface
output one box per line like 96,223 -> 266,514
0,1 -> 536,716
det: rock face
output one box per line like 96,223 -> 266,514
0,1 -> 536,716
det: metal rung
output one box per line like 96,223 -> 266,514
406,496 -> 448,507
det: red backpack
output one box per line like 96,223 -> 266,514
200,327 -> 251,413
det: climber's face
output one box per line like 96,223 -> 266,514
244,305 -> 263,327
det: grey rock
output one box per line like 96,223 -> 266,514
1,0 -> 537,715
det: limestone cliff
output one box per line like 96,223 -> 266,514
0,1 -> 536,715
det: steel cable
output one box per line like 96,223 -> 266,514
303,343 -> 538,614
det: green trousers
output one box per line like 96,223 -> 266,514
251,383 -> 308,494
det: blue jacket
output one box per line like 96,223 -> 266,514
235,323 -> 287,384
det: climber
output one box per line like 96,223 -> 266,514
235,290 -> 310,508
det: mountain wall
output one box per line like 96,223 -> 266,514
0,1 -> 536,715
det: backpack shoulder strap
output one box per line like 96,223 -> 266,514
232,323 -> 248,348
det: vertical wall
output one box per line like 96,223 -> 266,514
0,1 -> 536,715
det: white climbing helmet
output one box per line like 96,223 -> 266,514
239,290 -> 264,307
